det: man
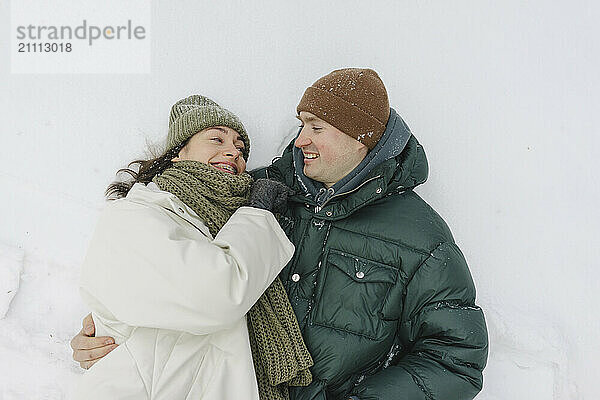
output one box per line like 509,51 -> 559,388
71,68 -> 488,399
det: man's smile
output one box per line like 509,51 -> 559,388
303,152 -> 319,162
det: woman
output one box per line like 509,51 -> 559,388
74,95 -> 312,399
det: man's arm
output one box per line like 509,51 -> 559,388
348,242 -> 489,400
70,313 -> 117,369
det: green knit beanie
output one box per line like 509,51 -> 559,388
167,95 -> 250,160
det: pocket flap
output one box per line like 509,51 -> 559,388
327,250 -> 398,284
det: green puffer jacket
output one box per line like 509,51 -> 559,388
254,134 -> 488,400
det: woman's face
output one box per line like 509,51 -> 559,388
172,126 -> 247,174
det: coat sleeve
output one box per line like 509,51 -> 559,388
349,242 -> 488,400
80,204 -> 295,335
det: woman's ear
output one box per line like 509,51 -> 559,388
171,150 -> 183,162
171,141 -> 188,162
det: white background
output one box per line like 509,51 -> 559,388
1,1 -> 599,399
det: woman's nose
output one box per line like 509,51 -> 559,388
223,144 -> 241,158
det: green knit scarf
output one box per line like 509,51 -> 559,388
153,160 -> 252,236
153,160 -> 313,399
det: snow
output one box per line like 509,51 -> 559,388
1,0 -> 599,399
0,245 -> 23,319
0,253 -> 87,399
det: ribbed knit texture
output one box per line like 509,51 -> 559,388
153,160 -> 313,399
167,95 -> 250,160
297,68 -> 390,150
247,278 -> 314,400
153,160 -> 252,236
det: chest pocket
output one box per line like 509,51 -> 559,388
312,249 -> 399,340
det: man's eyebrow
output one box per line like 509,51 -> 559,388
296,115 -> 318,123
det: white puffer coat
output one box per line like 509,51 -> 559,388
74,182 -> 295,399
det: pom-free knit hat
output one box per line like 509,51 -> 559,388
167,95 -> 250,160
296,68 -> 390,150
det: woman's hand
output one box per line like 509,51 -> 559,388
70,313 -> 118,369
248,179 -> 294,214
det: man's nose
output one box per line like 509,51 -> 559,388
294,130 -> 311,148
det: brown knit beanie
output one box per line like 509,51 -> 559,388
296,68 -> 390,150
167,95 -> 250,160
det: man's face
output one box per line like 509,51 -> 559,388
295,112 -> 368,188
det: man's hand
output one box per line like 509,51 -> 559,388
70,313 -> 118,369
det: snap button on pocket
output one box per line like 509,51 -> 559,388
312,249 -> 400,339
291,273 -> 300,282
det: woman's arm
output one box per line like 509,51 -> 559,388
80,202 -> 294,335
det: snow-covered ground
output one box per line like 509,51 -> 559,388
1,1 -> 599,399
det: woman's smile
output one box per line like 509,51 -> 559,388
210,161 -> 238,174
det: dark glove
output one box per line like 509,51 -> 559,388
248,179 -> 294,214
